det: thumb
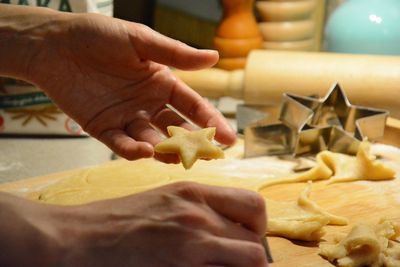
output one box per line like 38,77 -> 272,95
129,23 -> 219,70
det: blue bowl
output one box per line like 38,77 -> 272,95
324,0 -> 400,55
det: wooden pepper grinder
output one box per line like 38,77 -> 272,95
214,0 -> 263,70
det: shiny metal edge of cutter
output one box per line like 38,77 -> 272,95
238,83 -> 389,158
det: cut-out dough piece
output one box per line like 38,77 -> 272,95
319,219 -> 400,267
266,182 -> 348,241
155,126 -> 224,169
258,141 -> 396,190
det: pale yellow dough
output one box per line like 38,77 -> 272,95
154,126 -> 224,169
36,156 -> 295,205
36,160 -> 346,241
267,182 -> 348,241
319,219 -> 400,267
258,142 -> 396,190
34,140 -> 395,243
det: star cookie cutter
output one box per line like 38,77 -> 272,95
240,83 -> 389,157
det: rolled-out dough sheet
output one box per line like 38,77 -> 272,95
35,155 -> 297,205
32,141 -> 396,243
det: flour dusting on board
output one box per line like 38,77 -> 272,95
191,157 -> 299,180
356,144 -> 400,204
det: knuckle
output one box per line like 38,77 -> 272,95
115,145 -> 139,161
131,22 -> 152,39
136,23 -> 152,32
198,234 -> 217,249
244,192 -> 267,235
120,152 -> 140,161
171,181 -> 198,190
173,210 -> 209,227
171,181 -> 204,201
187,98 -> 207,118
247,192 -> 266,215
246,231 -> 263,243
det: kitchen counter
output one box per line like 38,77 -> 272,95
0,136 -> 113,183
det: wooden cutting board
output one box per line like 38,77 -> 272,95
1,148 -> 400,267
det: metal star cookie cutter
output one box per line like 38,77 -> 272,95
239,83 -> 389,158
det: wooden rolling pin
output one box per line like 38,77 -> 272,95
174,50 -> 400,118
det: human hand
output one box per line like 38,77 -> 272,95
52,182 -> 268,267
25,11 -> 236,161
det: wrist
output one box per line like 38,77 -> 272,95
0,193 -> 62,267
0,4 -> 70,83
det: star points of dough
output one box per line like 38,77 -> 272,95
155,126 -> 224,169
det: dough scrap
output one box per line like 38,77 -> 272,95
258,142 -> 396,190
319,219 -> 400,267
267,182 -> 348,241
154,126 -> 224,169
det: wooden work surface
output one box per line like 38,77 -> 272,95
1,145 -> 400,267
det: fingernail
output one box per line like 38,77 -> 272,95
202,49 -> 219,56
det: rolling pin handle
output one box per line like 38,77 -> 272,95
173,68 -> 245,99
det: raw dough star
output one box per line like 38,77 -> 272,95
155,126 -> 224,169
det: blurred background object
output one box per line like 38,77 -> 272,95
214,0 -> 263,70
114,0 -> 155,26
174,51 -> 400,119
114,1 -> 336,54
0,0 -> 113,136
115,0 -> 222,48
255,0 -> 326,52
324,0 -> 400,55
325,0 -> 346,19
154,0 -> 221,49
1,0 -> 116,181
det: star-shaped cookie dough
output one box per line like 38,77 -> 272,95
155,126 -> 224,169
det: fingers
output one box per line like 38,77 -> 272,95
200,184 -> 267,236
166,200 -> 260,244
150,107 -> 193,136
97,129 -> 153,160
170,182 -> 266,237
208,211 -> 261,243
123,117 -> 178,164
206,236 -> 268,267
127,24 -> 235,145
169,78 -> 237,145
125,118 -> 161,147
130,23 -> 219,70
